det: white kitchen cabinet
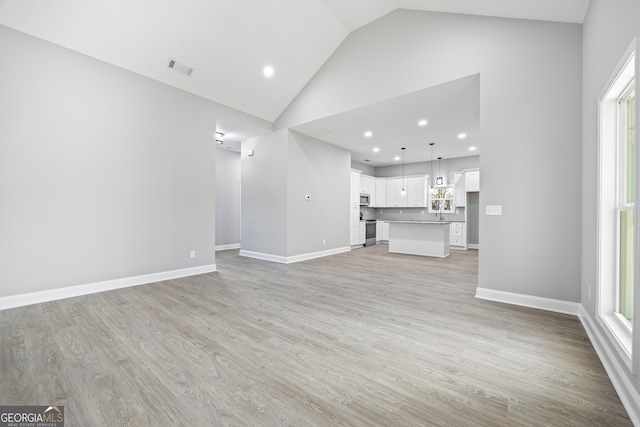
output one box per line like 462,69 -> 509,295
350,171 -> 362,246
359,221 -> 366,244
450,221 -> 467,249
407,176 -> 428,207
429,185 -> 454,213
465,170 -> 479,192
386,178 -> 408,207
452,172 -> 465,207
350,205 -> 361,245
350,170 -> 361,205
376,221 -> 384,242
382,221 -> 389,241
375,178 -> 386,208
360,174 -> 375,197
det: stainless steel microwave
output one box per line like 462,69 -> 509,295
360,193 -> 370,206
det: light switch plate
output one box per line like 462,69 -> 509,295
486,205 -> 502,215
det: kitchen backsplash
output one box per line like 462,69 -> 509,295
361,206 -> 466,222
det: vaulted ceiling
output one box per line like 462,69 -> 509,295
0,0 -> 589,162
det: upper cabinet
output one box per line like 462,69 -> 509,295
465,170 -> 479,192
357,174 -> 429,208
452,172 -> 465,207
384,176 -> 428,207
360,174 -> 375,196
385,178 -> 407,207
350,170 -> 361,205
374,179 -> 386,208
407,176 -> 428,207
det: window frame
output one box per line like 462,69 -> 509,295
596,42 -> 636,371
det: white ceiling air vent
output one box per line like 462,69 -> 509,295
167,58 -> 194,77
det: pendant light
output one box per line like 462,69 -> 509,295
400,147 -> 406,195
436,157 -> 444,185
429,143 -> 435,188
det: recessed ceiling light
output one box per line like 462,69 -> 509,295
263,65 -> 274,78
364,131 -> 373,138
469,146 -> 477,151
458,133 -> 467,139
418,119 -> 428,127
373,147 -> 380,153
394,156 -> 400,161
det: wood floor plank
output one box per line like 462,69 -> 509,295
0,246 -> 632,426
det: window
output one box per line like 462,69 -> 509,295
597,45 -> 636,366
618,84 -> 635,324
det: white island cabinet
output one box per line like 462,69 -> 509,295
387,221 -> 450,257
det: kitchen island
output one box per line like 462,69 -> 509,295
386,220 -> 451,257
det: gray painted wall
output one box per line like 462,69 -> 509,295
287,131 -> 350,255
0,25 -> 218,298
215,148 -> 241,247
351,160 -> 375,175
240,130 -> 288,256
376,156 -> 479,181
277,10 -> 583,302
241,130 -> 350,258
581,0 -> 640,397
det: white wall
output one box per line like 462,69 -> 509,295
215,148 -> 241,248
581,0 -> 640,414
351,160 -> 375,176
277,10 -> 583,302
240,130 -> 289,257
376,156 -> 479,180
241,130 -> 350,260
0,25 -> 218,299
287,131 -> 350,255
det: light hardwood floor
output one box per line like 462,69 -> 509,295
0,246 -> 632,426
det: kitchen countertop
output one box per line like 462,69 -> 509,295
383,220 -> 451,224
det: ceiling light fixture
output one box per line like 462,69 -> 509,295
458,133 -> 467,139
401,147 -> 406,196
373,147 -> 380,153
394,156 -> 400,161
469,146 -> 477,151
263,65 -> 274,78
436,157 -> 444,185
215,131 -> 224,145
418,119 -> 428,127
364,131 -> 373,138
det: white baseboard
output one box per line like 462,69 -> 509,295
579,307 -> 640,426
475,287 -> 581,316
468,243 -> 479,249
287,246 -> 351,263
239,250 -> 288,263
215,243 -> 241,251
240,246 -> 351,264
0,264 -> 217,311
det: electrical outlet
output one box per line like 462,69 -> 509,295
421,210 -> 424,214
190,250 -> 196,259
323,239 -> 326,245
486,205 -> 502,216
400,210 -> 403,214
